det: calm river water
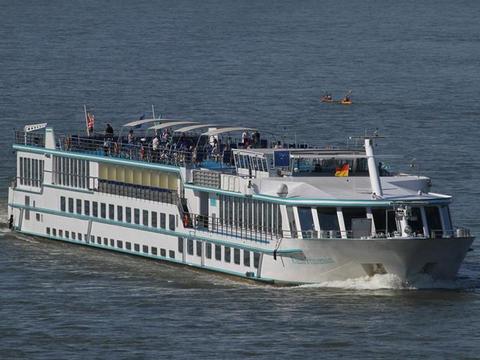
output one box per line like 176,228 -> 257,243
0,0 -> 479,358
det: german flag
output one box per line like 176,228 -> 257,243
335,163 -> 349,177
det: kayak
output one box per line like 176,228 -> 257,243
320,97 -> 333,103
340,99 -> 352,105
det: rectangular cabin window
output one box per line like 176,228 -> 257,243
151,247 -> 158,255
76,199 -> 82,214
65,231 -> 69,239
178,237 -> 184,253
19,157 -> 24,185
117,206 -> 123,222
371,208 -> 397,235
215,245 -> 222,261
78,233 -> 83,241
59,230 -> 63,238
254,252 -> 260,269
160,248 -> 166,257
126,207 -> 132,223
196,241 -> 202,256
96,236 -> 101,244
109,204 -> 115,220
52,228 -> 57,236
342,208 -> 368,238
92,201 -> 98,217
187,239 -> 194,255
134,243 -> 140,252
46,227 -> 51,235
224,247 -> 231,263
143,210 -> 148,226
169,250 -> 175,259
206,243 -> 212,259
142,245 -> 148,254
134,208 -> 140,225
169,214 -> 175,231
151,211 -> 158,228
298,207 -> 315,238
68,198 -> 74,213
126,242 -> 131,250
103,237 -> 107,245
244,250 -> 251,267
425,206 -> 443,237
60,196 -> 66,212
84,200 -> 90,216
234,248 -> 240,264
160,213 -> 166,228
117,240 -> 123,249
100,203 -> 106,219
407,207 -> 424,236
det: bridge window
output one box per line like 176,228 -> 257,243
317,207 -> 339,233
372,208 -> 396,235
425,206 -> 443,237
298,207 -> 315,236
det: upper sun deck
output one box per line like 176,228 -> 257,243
13,120 -> 452,205
14,119 -> 373,178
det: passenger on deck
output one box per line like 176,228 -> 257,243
159,128 -> 167,144
152,134 -> 160,162
242,130 -> 250,148
105,123 -> 114,139
274,140 -> 283,149
252,130 -> 260,148
127,129 -> 134,144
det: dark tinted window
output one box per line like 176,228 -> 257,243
317,207 -> 339,231
215,245 -> 222,260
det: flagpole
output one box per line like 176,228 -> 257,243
83,105 -> 88,135
152,104 -> 155,120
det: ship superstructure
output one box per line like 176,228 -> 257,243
7,118 -> 474,284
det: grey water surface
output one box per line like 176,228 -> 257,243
0,0 -> 479,358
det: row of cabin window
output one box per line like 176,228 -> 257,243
45,227 -> 176,259
60,196 -> 177,230
52,156 -> 90,189
294,205 -> 450,236
177,237 -> 260,268
46,227 -> 87,241
218,195 -> 282,234
234,154 -> 269,172
19,157 -> 44,187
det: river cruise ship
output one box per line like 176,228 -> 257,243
7,118 -> 474,284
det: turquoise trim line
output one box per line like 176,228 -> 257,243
184,183 -> 450,207
9,203 -> 303,257
184,183 -> 245,198
43,183 -> 95,194
13,144 -> 181,174
16,229 -> 275,284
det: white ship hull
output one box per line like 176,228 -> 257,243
8,187 -> 473,285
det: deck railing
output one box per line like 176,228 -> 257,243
14,130 -> 236,170
182,212 -> 281,243
278,228 -> 471,240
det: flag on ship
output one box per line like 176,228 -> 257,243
335,163 -> 349,177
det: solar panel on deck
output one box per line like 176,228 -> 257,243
274,150 -> 290,167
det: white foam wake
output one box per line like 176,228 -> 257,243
298,273 -> 472,290
300,274 -> 408,290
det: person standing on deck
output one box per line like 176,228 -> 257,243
86,112 -> 95,137
152,133 -> 160,162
